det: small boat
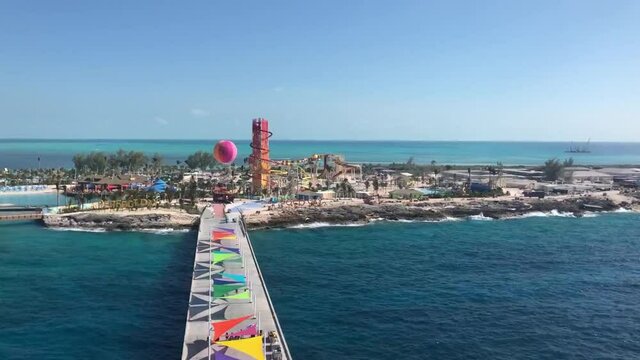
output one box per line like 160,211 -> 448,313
566,138 -> 591,153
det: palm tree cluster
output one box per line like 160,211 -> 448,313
72,149 -> 163,175
336,179 -> 356,198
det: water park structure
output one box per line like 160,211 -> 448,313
249,118 -> 272,196
246,118 -> 362,197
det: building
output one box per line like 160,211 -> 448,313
76,175 -> 149,192
295,190 -> 335,201
569,170 -> 613,184
389,188 -> 424,199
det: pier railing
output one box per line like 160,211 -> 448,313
239,218 -> 293,360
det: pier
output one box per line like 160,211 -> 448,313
182,204 -> 291,360
0,206 -> 43,221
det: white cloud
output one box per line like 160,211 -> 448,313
190,108 -> 210,118
155,117 -> 169,125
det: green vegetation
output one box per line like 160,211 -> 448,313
185,151 -> 215,170
72,149 -> 149,174
542,157 -> 574,181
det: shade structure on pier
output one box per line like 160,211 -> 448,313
213,284 -> 245,298
216,335 -> 264,360
212,252 -> 239,264
212,228 -> 236,241
227,324 -> 258,338
214,278 -> 245,286
219,290 -> 251,300
213,245 -> 241,254
212,315 -> 252,342
222,273 -> 246,283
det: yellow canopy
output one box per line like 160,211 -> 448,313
216,335 -> 264,360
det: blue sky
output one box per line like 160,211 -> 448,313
1,0 -> 639,141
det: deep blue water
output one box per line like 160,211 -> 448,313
252,214 -> 640,360
2,139 -> 640,168
0,222 -> 194,360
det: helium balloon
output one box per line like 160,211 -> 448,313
213,140 -> 238,165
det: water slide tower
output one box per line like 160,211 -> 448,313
250,118 -> 272,195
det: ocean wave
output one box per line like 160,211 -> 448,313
138,228 -> 191,235
582,213 -> 599,218
468,213 -> 494,221
504,210 -> 576,220
288,222 -> 368,229
48,227 -> 190,234
49,227 -> 107,233
613,208 -> 632,213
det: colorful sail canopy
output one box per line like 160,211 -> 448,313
212,228 -> 236,241
222,273 -> 246,283
213,284 -> 245,298
227,324 -> 258,338
214,278 -> 245,286
212,252 -> 239,264
213,245 -> 241,254
211,315 -> 252,342
216,335 -> 264,360
219,289 -> 251,300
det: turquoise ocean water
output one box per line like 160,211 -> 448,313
2,139 -> 640,168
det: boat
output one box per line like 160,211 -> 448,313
566,138 -> 591,153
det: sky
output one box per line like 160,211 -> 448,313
0,0 -> 639,141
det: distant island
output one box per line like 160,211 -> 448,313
2,147 -> 638,230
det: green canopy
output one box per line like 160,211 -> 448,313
219,290 -> 251,300
213,284 -> 245,298
212,252 -> 239,264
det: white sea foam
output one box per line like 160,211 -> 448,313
468,213 -> 493,221
582,213 -> 599,218
548,209 -> 576,217
288,222 -> 367,229
138,228 -> 191,235
49,227 -> 107,233
503,209 -> 577,220
613,207 -> 632,213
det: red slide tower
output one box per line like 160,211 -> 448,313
249,118 -> 272,195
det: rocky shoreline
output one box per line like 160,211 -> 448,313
244,197 -> 632,230
40,197 -> 636,232
42,211 -> 200,231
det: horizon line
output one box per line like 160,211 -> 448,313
0,138 -> 637,143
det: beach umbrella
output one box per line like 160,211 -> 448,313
213,140 -> 238,165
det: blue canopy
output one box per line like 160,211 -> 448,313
148,179 -> 167,193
